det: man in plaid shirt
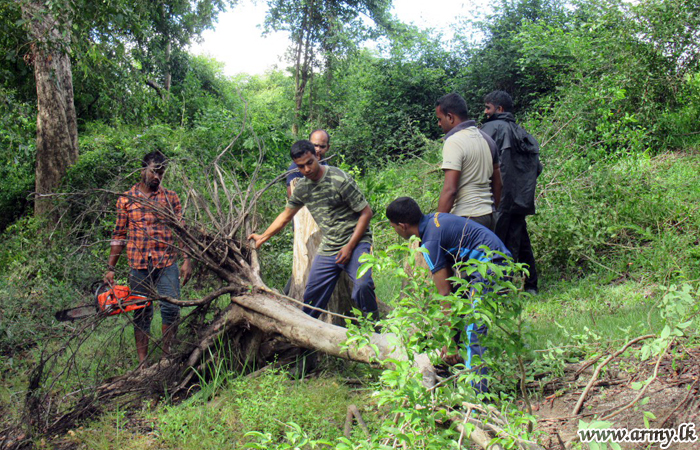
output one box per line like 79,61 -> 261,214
104,151 -> 191,363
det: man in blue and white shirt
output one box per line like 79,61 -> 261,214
386,196 -> 511,392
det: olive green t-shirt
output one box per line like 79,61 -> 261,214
287,166 -> 372,255
441,126 -> 494,218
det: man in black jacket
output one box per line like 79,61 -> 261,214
481,91 -> 542,294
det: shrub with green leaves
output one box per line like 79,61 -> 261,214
342,240 -> 539,448
0,88 -> 35,230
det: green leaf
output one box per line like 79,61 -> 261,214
356,262 -> 373,279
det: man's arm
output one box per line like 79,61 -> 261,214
104,244 -> 124,286
432,267 -> 453,297
437,170 -> 461,213
432,266 -> 464,365
491,163 -> 502,210
104,197 -> 128,286
248,207 -> 300,249
336,205 -> 372,264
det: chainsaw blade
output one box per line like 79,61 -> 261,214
55,305 -> 98,322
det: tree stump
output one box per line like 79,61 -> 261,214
288,179 -> 354,326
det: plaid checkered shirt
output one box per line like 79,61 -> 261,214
111,184 -> 182,270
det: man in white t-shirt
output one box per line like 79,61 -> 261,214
435,93 -> 501,230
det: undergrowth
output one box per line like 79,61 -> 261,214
62,369 -> 375,450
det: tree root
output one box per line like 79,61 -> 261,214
451,406 -> 545,450
599,340 -> 671,421
660,376 -> 699,426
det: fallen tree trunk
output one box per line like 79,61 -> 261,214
33,289 -> 436,436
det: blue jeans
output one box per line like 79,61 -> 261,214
130,263 -> 180,333
302,242 -> 377,319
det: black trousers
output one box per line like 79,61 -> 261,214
494,213 -> 538,291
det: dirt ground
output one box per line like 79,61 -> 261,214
531,346 -> 700,449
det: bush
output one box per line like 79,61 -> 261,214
530,152 -> 700,280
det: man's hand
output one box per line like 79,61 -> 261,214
247,208 -> 299,251
180,259 -> 192,285
104,270 -> 115,286
248,233 -> 266,249
335,244 -> 354,264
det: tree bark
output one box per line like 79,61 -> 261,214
22,0 -> 79,217
289,179 -> 354,326
164,39 -> 172,92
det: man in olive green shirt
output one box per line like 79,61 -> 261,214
435,93 -> 502,230
249,140 -> 377,319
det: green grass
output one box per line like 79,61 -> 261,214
525,277 -> 665,351
65,368 -> 377,450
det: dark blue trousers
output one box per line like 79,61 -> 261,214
302,242 -> 377,319
459,262 -> 506,394
464,320 -> 489,393
130,263 -> 181,333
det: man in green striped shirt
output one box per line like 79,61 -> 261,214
249,140 -> 378,319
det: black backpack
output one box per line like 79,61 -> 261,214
508,122 -> 540,155
507,122 -> 543,176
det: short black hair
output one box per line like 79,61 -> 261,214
386,197 -> 423,225
309,129 -> 330,144
290,140 -> 316,160
142,150 -> 167,168
484,90 -> 514,112
436,93 -> 469,120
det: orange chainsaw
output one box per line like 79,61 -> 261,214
55,282 -> 151,321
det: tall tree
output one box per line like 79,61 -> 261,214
20,0 -> 78,216
134,0 -> 232,94
16,0 -> 234,217
264,0 -> 391,134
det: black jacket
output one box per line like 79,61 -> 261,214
481,113 -> 542,215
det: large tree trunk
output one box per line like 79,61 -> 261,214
22,0 -> 79,217
164,40 -> 172,92
288,179 -> 354,326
